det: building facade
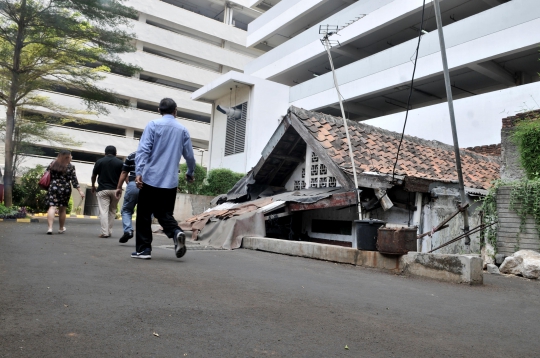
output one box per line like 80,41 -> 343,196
1,0 -> 264,182
194,0 -> 540,174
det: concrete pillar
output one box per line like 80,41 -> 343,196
138,12 -> 147,23
129,99 -> 137,108
125,128 -> 135,138
223,4 -> 233,25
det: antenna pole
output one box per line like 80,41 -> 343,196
433,0 -> 470,245
321,33 -> 361,220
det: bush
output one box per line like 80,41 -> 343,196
200,168 -> 244,196
12,165 -> 48,213
178,163 -> 207,194
67,197 -> 73,215
0,204 -> 28,219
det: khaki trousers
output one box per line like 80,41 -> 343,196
96,190 -> 120,236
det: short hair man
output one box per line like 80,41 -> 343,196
132,98 -> 195,260
115,151 -> 138,243
91,145 -> 123,238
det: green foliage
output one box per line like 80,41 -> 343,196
200,169 -> 244,196
512,114 -> 540,179
178,163 -> 207,194
478,179 -> 540,254
12,165 -> 48,213
0,203 -> 11,215
67,197 -> 73,215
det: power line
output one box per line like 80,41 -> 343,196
391,0 -> 427,183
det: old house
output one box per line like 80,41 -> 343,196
183,106 -> 500,253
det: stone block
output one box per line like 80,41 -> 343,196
486,263 -> 501,275
400,253 -> 483,285
495,254 -> 506,266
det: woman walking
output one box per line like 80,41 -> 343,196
45,150 -> 85,234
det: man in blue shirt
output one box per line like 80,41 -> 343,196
131,98 -> 195,260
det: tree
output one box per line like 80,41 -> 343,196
0,0 -> 140,206
0,111 -> 81,178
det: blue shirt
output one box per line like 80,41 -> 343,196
136,114 -> 195,189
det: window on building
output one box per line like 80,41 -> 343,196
224,102 -> 247,156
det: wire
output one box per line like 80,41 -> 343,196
391,0 -> 427,183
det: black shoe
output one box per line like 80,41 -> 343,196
131,249 -> 151,259
173,230 -> 186,258
119,231 -> 133,243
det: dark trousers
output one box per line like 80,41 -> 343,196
135,183 -> 180,253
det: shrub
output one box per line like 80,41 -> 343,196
0,204 -> 28,219
12,165 -> 48,213
67,197 -> 73,215
200,168 -> 244,196
178,163 -> 207,194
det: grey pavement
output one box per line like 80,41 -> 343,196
1,218 -> 539,357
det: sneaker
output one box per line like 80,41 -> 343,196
131,249 -> 151,259
119,231 -> 133,243
173,230 -> 186,258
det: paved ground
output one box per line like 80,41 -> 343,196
1,219 -> 540,357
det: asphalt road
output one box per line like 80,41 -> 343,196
1,219 -> 540,357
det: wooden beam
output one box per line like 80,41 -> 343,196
289,191 -> 357,212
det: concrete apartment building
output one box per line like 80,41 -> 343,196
193,0 -> 540,174
1,0 -> 264,183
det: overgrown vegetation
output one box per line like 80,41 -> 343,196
512,113 -> 540,179
479,179 -> 540,254
177,166 -> 244,196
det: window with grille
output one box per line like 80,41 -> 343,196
307,151 -> 338,188
224,102 -> 247,156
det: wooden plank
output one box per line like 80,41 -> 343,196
289,191 -> 357,212
404,177 -> 432,193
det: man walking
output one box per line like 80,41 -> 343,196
91,145 -> 123,238
132,98 -> 195,260
115,151 -> 138,243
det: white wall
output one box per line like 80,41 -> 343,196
364,82 -> 540,148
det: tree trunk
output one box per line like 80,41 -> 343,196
4,0 -> 26,207
3,106 -> 15,207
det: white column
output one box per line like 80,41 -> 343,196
125,128 -> 135,138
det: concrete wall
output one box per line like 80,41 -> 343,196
173,193 -> 215,222
206,74 -> 290,173
419,185 -> 482,254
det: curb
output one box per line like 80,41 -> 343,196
32,214 -> 120,220
242,237 -> 483,285
0,218 -> 40,223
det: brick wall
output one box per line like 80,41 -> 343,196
498,111 -> 540,180
466,144 -> 501,157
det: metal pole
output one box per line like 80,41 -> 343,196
322,38 -> 362,219
433,0 -> 470,245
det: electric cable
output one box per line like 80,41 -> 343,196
391,0 -> 427,184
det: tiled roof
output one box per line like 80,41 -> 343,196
290,106 -> 500,190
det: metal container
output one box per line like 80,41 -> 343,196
83,188 -> 99,216
376,227 -> 418,255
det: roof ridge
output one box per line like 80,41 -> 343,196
289,105 -> 498,164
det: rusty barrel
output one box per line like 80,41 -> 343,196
377,227 -> 417,255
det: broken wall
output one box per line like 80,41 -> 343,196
419,185 -> 482,254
